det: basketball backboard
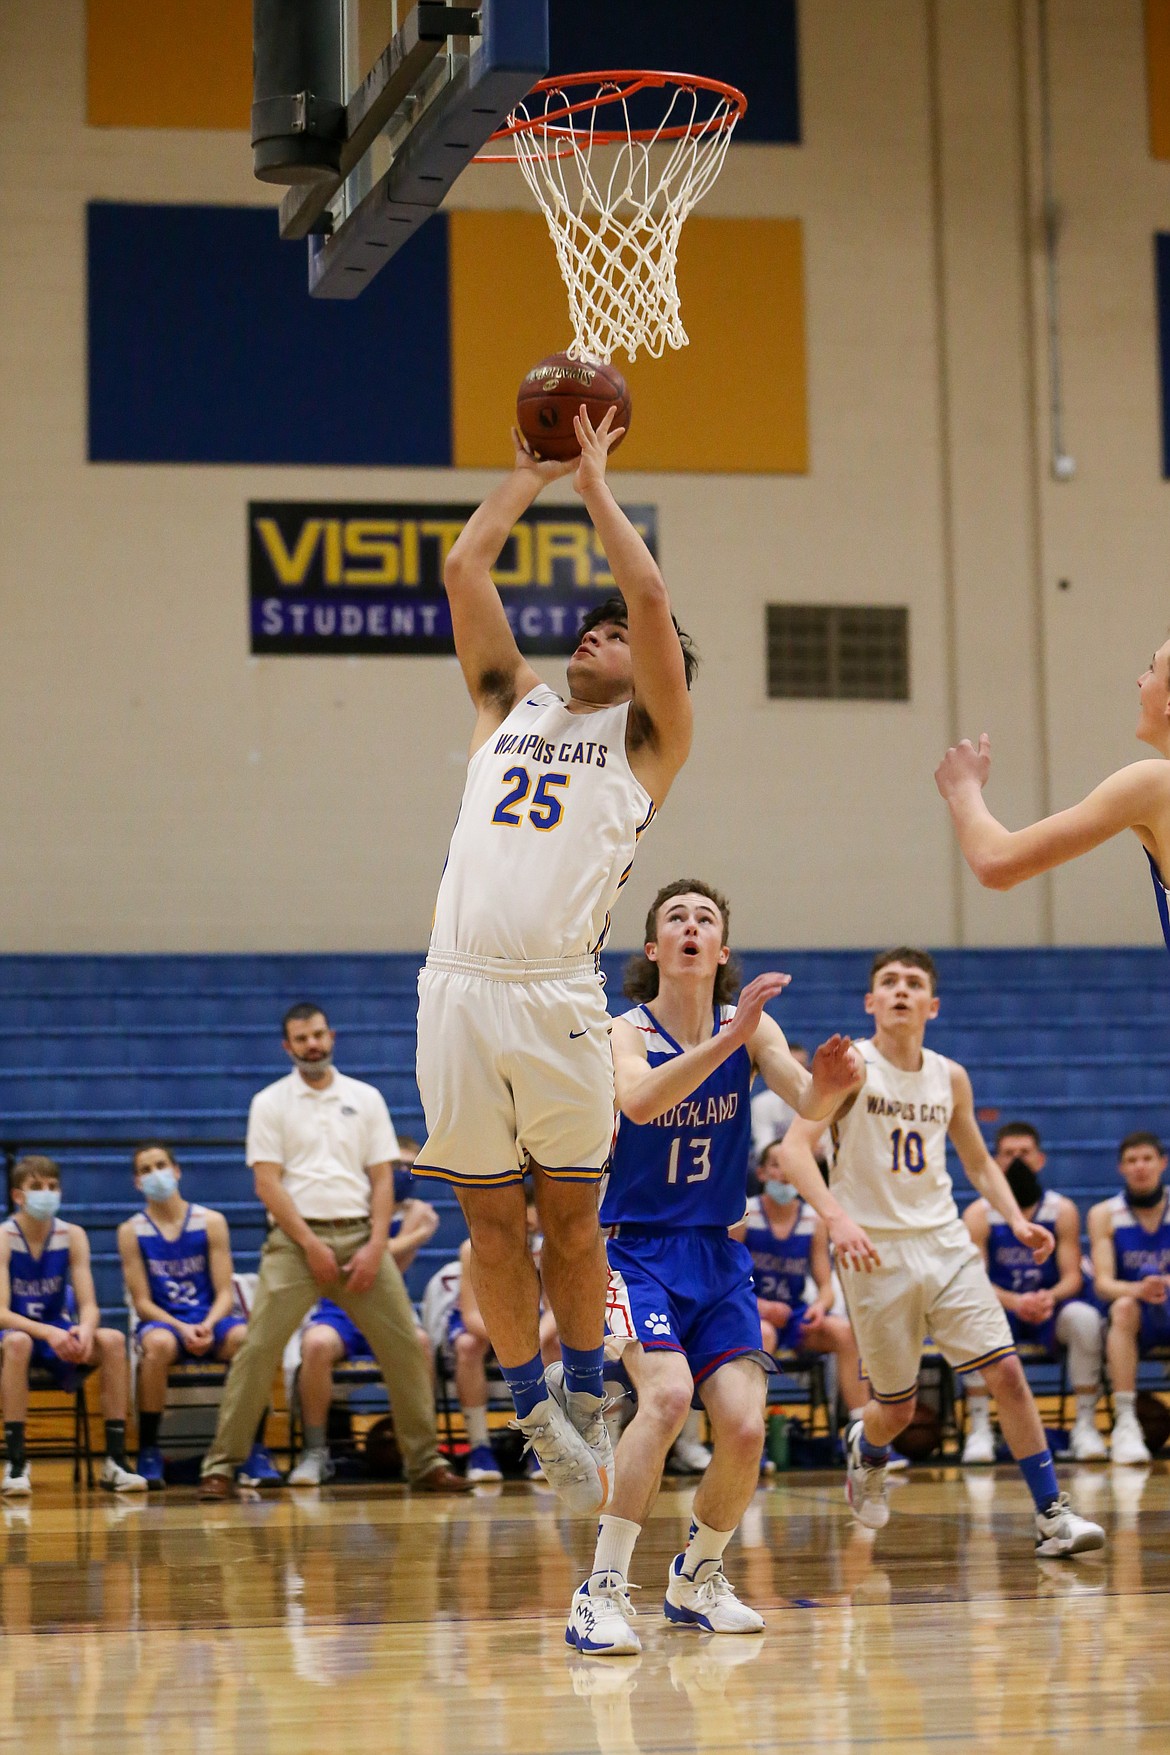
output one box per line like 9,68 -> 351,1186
253,0 -> 547,298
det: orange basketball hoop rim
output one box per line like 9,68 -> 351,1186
476,71 -> 748,161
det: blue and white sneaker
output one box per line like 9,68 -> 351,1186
136,1445 -> 166,1490
663,1554 -> 764,1634
466,1443 -> 503,1484
566,1572 -> 642,1655
238,1445 -> 283,1488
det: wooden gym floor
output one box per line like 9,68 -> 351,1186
0,1462 -> 1167,1754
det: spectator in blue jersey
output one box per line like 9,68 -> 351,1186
118,1142 -> 280,1489
288,1187 -> 441,1486
963,1121 -> 1105,1463
0,1156 -> 146,1495
1088,1132 -> 1170,1465
565,878 -> 873,1655
739,1139 -> 869,1425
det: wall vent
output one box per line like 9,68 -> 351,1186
766,604 -> 909,701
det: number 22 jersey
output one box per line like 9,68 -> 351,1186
429,686 -> 655,963
600,1004 -> 752,1230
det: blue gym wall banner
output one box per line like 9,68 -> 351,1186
249,501 -> 659,656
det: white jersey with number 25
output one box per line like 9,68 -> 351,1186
830,1039 -> 958,1234
430,685 -> 656,963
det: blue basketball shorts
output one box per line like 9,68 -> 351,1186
1137,1300 -> 1170,1354
1006,1310 -> 1060,1356
1,1321 -> 96,1391
136,1313 -> 246,1360
308,1305 -> 374,1362
604,1225 -> 767,1384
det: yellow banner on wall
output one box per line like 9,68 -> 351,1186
449,210 -> 809,475
1148,0 -> 1170,158
87,0 -> 251,129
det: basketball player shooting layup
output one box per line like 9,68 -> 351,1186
778,949 -> 1105,1558
935,637 -> 1170,953
414,406 -> 696,1512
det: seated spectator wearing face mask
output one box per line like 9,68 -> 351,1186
963,1122 -> 1106,1464
737,1140 -> 870,1428
118,1142 -> 279,1489
1087,1132 -> 1170,1466
1,1156 -> 147,1496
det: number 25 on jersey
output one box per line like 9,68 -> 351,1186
492,767 -> 569,832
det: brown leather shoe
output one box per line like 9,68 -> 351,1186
198,1473 -> 238,1502
412,1464 -> 473,1493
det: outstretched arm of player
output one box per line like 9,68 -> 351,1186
612,973 -> 792,1124
753,1018 -> 863,1122
947,1064 -> 1054,1263
934,736 -> 1169,889
775,1117 -> 881,1271
443,432 -> 574,745
573,407 -> 692,802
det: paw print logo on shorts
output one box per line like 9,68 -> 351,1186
644,1312 -> 672,1336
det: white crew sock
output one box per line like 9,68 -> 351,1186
592,1514 -> 640,1584
1075,1392 -> 1098,1423
1114,1390 -> 1137,1420
682,1517 -> 733,1579
464,1405 -> 489,1450
966,1394 -> 993,1429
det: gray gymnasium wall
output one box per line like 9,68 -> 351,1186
1,0 -> 1168,953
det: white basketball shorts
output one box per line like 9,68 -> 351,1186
837,1220 -> 1015,1405
414,951 -> 615,1189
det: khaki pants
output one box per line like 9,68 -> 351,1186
201,1220 -> 439,1482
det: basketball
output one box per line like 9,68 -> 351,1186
516,352 -> 631,461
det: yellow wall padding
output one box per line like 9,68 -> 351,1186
87,0 -> 252,130
1147,0 -> 1170,159
449,209 -> 809,475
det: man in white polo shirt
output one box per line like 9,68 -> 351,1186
199,1002 -> 467,1498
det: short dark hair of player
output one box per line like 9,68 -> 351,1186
758,1139 -> 787,1171
623,877 -> 742,1005
995,1120 -> 1041,1150
131,1140 -> 176,1174
282,1001 -> 329,1037
869,946 -> 939,994
11,1154 -> 61,1191
577,596 -> 699,690
1118,1130 -> 1166,1159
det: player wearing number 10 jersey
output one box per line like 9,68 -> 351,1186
565,880 -> 869,1654
415,409 -> 696,1516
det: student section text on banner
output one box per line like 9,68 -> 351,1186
249,501 -> 659,656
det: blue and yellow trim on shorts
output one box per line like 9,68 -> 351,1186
954,1342 -> 1017,1376
412,1162 -> 605,1189
871,1381 -> 920,1406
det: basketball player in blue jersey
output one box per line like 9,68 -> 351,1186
779,951 -> 1105,1558
118,1141 -> 280,1488
0,1157 -> 146,1494
963,1122 -> 1105,1463
414,407 -> 696,1513
1088,1132 -> 1170,1464
935,637 -> 1170,950
565,880 -> 873,1654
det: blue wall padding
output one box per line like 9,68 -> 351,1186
87,201 -> 452,465
548,0 -> 801,144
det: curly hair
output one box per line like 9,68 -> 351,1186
623,877 -> 742,1005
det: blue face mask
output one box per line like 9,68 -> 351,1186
765,1179 -> 800,1206
140,1169 -> 179,1203
23,1189 -> 61,1222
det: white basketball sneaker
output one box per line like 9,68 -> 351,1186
961,1412 -> 997,1466
1110,1410 -> 1151,1466
1069,1414 -> 1108,1462
565,1573 -> 642,1656
1,1462 -> 31,1496
544,1362 -> 613,1511
669,1433 -> 713,1475
288,1448 -> 335,1487
1033,1493 -> 1106,1557
663,1555 -> 764,1634
514,1391 -> 602,1515
100,1457 -> 148,1493
844,1420 -> 890,1531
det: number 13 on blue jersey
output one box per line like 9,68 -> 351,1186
492,767 -> 570,831
667,1137 -> 712,1185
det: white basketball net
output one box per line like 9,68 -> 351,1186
504,77 -> 743,364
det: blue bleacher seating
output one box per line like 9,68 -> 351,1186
0,948 -> 1165,1328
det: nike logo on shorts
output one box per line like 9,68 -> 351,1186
569,1028 -> 588,1040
